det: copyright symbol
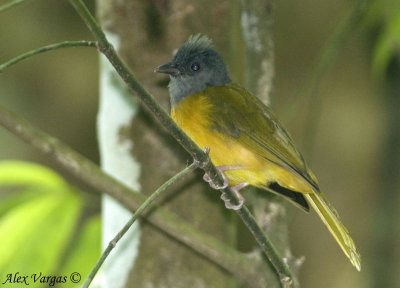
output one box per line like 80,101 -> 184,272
70,272 -> 81,283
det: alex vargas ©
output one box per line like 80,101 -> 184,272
2,272 -> 67,286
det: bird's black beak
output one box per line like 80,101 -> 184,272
154,62 -> 180,76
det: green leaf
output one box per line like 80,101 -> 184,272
0,161 -> 73,217
0,161 -> 84,278
0,190 -> 82,274
0,189 -> 40,216
0,161 -> 67,190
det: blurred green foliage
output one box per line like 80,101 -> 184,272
0,161 -> 100,286
365,0 -> 400,76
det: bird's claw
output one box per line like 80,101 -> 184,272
203,170 -> 229,189
199,155 -> 247,209
220,182 -> 248,210
203,165 -> 243,190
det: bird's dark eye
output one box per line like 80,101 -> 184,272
191,62 -> 200,72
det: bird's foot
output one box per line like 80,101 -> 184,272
203,165 -> 243,190
221,182 -> 248,210
199,149 -> 246,209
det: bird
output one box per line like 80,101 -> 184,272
155,34 -> 360,270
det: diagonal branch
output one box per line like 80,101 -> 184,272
0,104 -> 271,286
69,0 -> 293,285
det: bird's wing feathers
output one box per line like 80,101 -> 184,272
206,83 -> 319,190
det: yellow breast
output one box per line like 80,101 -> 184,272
171,92 -> 313,192
171,93 -> 266,186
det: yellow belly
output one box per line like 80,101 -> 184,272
171,93 -> 313,193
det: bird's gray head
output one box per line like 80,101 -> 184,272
155,34 -> 231,105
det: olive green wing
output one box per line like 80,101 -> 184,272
206,83 -> 319,191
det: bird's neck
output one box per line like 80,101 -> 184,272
168,75 -> 231,106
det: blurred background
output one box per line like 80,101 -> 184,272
0,0 -> 399,287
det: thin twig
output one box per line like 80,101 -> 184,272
83,162 -> 198,288
0,41 -> 97,72
0,0 -> 26,13
69,0 -> 293,285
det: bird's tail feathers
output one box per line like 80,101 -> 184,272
304,192 -> 361,271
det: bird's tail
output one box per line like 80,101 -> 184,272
304,192 -> 361,271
